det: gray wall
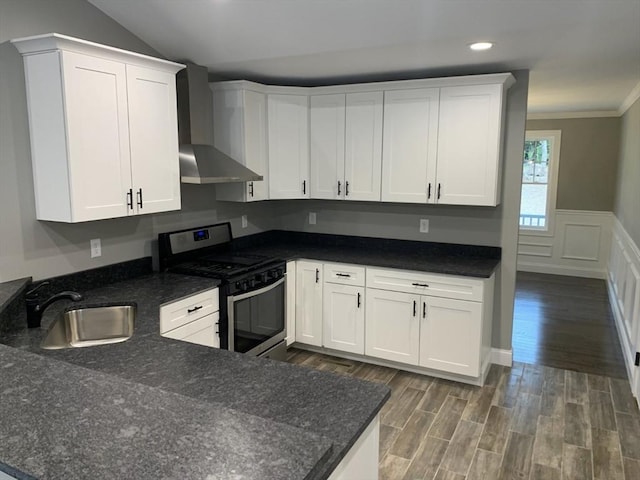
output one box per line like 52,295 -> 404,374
526,117 -> 621,211
614,97 -> 640,246
275,70 -> 531,351
0,0 -> 274,282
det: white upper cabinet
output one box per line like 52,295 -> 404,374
207,73 -> 513,206
310,94 -> 346,199
310,91 -> 383,201
212,83 -> 268,202
344,91 -> 384,201
381,88 -> 440,203
126,64 -> 181,214
435,84 -> 504,206
12,33 -> 184,222
268,94 -> 310,199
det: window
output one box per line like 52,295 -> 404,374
519,130 -> 561,233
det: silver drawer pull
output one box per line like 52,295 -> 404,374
336,273 -> 351,278
411,282 -> 429,287
187,305 -> 203,314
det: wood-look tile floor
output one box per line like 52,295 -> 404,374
286,349 -> 640,480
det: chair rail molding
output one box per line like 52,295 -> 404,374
518,210 -> 613,279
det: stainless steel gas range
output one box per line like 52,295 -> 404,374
158,223 -> 287,360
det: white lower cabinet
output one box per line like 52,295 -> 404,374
365,289 -> 420,364
295,261 -> 323,346
323,283 -> 365,355
291,260 -> 494,383
159,288 -> 220,348
419,297 -> 483,377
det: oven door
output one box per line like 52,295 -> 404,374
227,276 -> 286,356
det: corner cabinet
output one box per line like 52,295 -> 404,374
212,82 -> 269,202
11,33 -> 184,223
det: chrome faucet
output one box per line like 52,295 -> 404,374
25,282 -> 83,328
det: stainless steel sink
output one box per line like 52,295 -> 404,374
41,304 -> 136,349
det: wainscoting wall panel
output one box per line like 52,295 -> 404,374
518,210 -> 613,278
607,216 -> 640,404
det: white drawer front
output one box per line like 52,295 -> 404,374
162,312 -> 220,348
366,268 -> 484,302
160,288 -> 219,333
324,263 -> 366,286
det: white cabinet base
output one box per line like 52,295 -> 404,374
292,343 -> 494,387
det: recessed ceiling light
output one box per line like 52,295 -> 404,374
469,42 -> 494,51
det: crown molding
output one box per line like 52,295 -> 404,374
527,110 -> 620,120
618,80 -> 640,116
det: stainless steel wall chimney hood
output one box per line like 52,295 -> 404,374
176,63 -> 263,184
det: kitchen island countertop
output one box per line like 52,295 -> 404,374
0,273 -> 389,480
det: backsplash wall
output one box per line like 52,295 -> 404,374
272,200 -> 503,246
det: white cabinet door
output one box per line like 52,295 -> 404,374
436,84 -> 503,206
419,296 -> 482,376
126,65 -> 181,214
295,261 -> 323,346
365,288 -> 420,364
310,94 -> 346,199
268,94 -> 309,199
344,91 -> 383,201
61,51 -> 132,221
285,261 -> 296,346
213,86 -> 268,202
323,283 -> 365,354
381,88 -> 439,204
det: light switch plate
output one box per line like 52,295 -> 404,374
420,219 -> 429,233
309,212 -> 317,225
241,215 -> 248,228
90,238 -> 101,258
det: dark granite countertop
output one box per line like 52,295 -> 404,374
233,230 -> 501,278
0,273 -> 390,480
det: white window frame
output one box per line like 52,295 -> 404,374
519,130 -> 561,236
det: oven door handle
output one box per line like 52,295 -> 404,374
227,276 -> 286,303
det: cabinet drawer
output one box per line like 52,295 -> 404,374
160,288 -> 219,333
324,263 -> 366,286
366,267 -> 484,302
162,312 -> 219,348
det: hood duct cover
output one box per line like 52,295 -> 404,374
176,63 -> 263,184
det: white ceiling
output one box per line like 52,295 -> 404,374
88,0 -> 640,115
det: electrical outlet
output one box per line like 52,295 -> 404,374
90,238 -> 102,258
241,215 -> 248,228
419,219 -> 429,233
309,212 -> 317,225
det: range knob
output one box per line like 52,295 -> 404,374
248,279 -> 256,288
241,281 -> 249,291
258,272 -> 268,283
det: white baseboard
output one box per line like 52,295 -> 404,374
491,348 -> 513,367
517,261 -> 607,279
